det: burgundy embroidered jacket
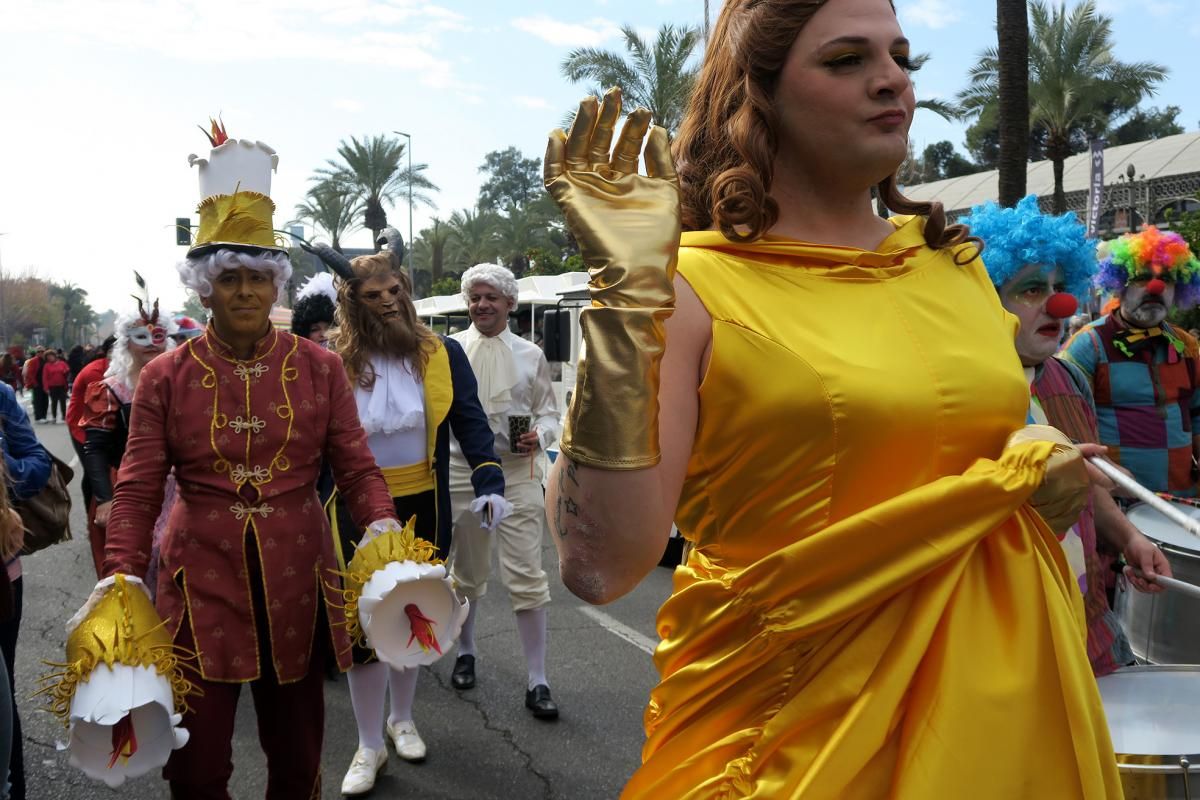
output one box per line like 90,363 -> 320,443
103,326 -> 397,682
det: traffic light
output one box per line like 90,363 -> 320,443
175,218 -> 192,247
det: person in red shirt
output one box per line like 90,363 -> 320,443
39,350 -> 69,423
66,338 -> 114,497
20,350 -> 45,422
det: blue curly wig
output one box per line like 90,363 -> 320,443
958,195 -> 1097,299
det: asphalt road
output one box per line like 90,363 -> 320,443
14,410 -> 674,799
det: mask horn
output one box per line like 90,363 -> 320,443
376,227 -> 406,272
300,241 -> 355,282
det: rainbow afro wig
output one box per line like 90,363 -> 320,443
959,195 -> 1096,299
1095,226 -> 1200,309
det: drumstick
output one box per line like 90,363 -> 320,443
1129,567 -> 1200,601
1087,457 -> 1200,539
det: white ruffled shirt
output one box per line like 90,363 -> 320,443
449,326 -> 560,467
355,354 -> 426,468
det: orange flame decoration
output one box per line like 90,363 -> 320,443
198,116 -> 229,147
404,604 -> 441,655
108,714 -> 138,769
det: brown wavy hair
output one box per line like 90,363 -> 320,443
332,253 -> 438,388
674,0 -> 978,259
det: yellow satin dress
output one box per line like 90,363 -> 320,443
623,217 -> 1123,799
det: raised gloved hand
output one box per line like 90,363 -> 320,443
1006,425 -> 1090,534
66,574 -> 152,636
544,86 -> 681,469
470,494 -> 514,532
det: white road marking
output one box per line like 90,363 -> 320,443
577,605 -> 657,656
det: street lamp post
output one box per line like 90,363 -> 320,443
392,130 -> 414,285
1118,162 -> 1146,233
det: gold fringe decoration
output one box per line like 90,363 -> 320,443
324,518 -> 440,646
37,575 -> 200,726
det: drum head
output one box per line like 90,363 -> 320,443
1126,502 -> 1200,552
1098,666 -> 1200,756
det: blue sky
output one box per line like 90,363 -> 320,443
2,0 -> 1197,314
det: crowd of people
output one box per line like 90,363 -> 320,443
1,0 -> 1198,798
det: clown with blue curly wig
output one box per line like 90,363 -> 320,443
1062,226 -> 1200,501
961,195 -> 1096,369
962,196 -> 1173,676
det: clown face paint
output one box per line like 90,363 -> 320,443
1000,264 -> 1069,367
1120,276 -> 1175,329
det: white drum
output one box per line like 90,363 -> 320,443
1099,666 -> 1200,799
1119,501 -> 1200,664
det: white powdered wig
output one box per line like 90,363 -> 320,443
177,248 -> 292,299
105,311 -> 178,391
460,263 -> 518,304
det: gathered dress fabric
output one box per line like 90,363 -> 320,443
622,217 -> 1122,799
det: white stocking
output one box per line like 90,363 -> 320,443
388,666 -> 419,725
347,661 -> 387,750
515,606 -> 548,690
458,601 -> 478,657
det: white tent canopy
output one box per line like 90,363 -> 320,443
414,272 -> 588,318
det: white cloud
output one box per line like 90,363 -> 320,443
510,14 -> 622,47
0,0 -> 466,89
332,98 -> 364,113
514,95 -> 550,109
897,0 -> 963,30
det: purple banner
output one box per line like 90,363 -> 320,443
1087,139 -> 1105,238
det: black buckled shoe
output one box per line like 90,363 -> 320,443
525,684 -> 559,721
451,654 -> 476,690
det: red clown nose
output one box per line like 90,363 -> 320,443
1045,293 -> 1078,320
1146,278 -> 1167,296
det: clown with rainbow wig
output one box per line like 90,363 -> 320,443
963,196 -> 1171,677
1063,226 -> 1200,498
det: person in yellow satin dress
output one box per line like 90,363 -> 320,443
542,0 -> 1124,797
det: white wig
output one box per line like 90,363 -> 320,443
105,311 -> 178,392
176,248 -> 292,299
460,263 -> 518,304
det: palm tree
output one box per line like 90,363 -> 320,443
995,0 -> 1030,207
290,179 -> 363,252
909,54 -> 960,123
494,204 -> 552,277
446,208 -> 499,271
412,217 -> 453,281
51,282 -> 90,347
561,24 -> 701,135
959,0 -> 1167,213
317,134 -> 439,246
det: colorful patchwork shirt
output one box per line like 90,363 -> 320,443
1061,313 -> 1200,496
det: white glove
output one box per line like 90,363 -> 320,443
362,518 -> 403,545
470,494 -> 513,533
65,575 -> 152,636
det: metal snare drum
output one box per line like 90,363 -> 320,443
1118,501 -> 1200,664
1099,666 -> 1200,799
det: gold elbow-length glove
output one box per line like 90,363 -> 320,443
544,87 -> 682,469
1006,425 -> 1091,534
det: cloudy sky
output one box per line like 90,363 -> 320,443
2,0 -> 1197,314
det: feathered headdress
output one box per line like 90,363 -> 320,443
1095,226 -> 1200,308
959,195 -> 1097,300
291,273 -> 338,338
